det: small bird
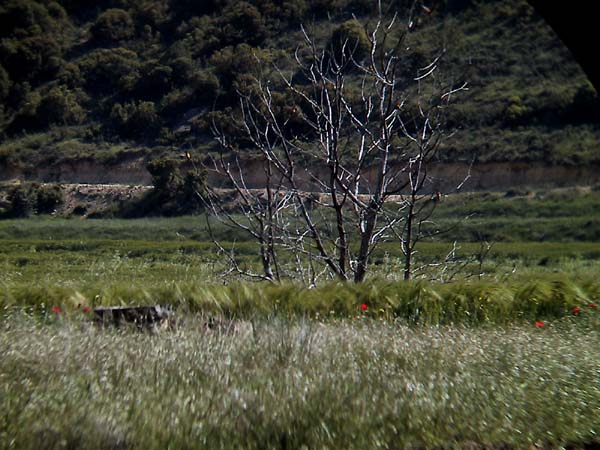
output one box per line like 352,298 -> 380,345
422,4 -> 433,14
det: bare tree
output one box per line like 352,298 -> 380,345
200,148 -> 292,282
206,1 -> 468,283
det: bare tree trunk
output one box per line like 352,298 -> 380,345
403,199 -> 415,281
354,202 -> 378,282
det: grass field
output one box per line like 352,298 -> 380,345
1,188 -> 600,449
2,187 -> 600,240
1,197 -> 600,319
1,230 -> 600,327
1,314 -> 599,450
1,186 -> 600,287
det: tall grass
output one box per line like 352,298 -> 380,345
1,315 -> 599,449
2,278 -> 598,326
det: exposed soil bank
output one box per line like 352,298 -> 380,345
1,160 -> 599,192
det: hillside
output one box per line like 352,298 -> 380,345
1,0 -> 599,180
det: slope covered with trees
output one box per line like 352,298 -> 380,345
0,0 -> 598,172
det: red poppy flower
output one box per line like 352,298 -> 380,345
535,320 -> 544,328
589,303 -> 597,309
360,303 -> 368,311
572,306 -> 581,315
82,306 -> 91,313
52,306 -> 61,314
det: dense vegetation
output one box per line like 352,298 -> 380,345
2,188 -> 600,312
1,0 -> 599,171
2,315 -> 600,449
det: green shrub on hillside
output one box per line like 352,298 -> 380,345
6,185 -> 36,218
0,0 -> 69,86
504,95 -> 545,125
91,8 -> 135,42
120,158 -> 207,216
0,64 -> 10,99
3,182 -> 64,217
35,183 -> 64,214
329,19 -> 370,66
0,0 -> 597,168
37,86 -> 86,126
109,101 -> 159,138
0,35 -> 63,82
135,63 -> 173,99
219,2 -> 267,46
210,44 -> 275,99
78,48 -> 141,94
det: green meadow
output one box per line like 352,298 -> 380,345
1,188 -> 600,449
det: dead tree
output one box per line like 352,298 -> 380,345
207,0 -> 468,283
201,147 -> 292,282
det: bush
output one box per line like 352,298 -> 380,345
11,85 -> 85,130
135,63 -> 172,99
219,2 -> 268,46
6,184 -> 36,218
191,108 -> 237,136
4,182 -> 63,217
569,82 -> 600,121
308,0 -> 347,15
109,101 -> 160,139
504,95 -> 531,125
0,64 -> 10,100
169,56 -> 195,84
0,0 -> 65,38
210,44 -> 273,99
445,0 -> 475,13
121,158 -> 207,217
191,69 -> 220,102
91,9 -> 134,42
9,90 -> 42,131
57,62 -> 83,88
174,16 -> 220,57
36,183 -> 64,213
182,169 -> 207,207
79,48 -> 140,93
36,86 -> 86,126
132,2 -> 169,29
146,158 -> 180,193
329,20 -> 370,68
169,0 -> 223,19
0,0 -> 68,83
0,35 -> 63,82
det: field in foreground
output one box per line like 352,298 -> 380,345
2,189 -> 600,450
1,314 -> 599,450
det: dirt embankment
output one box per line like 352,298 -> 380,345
3,157 -> 153,185
2,159 -> 600,191
205,160 -> 600,193
58,183 -> 151,216
1,159 -> 599,216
